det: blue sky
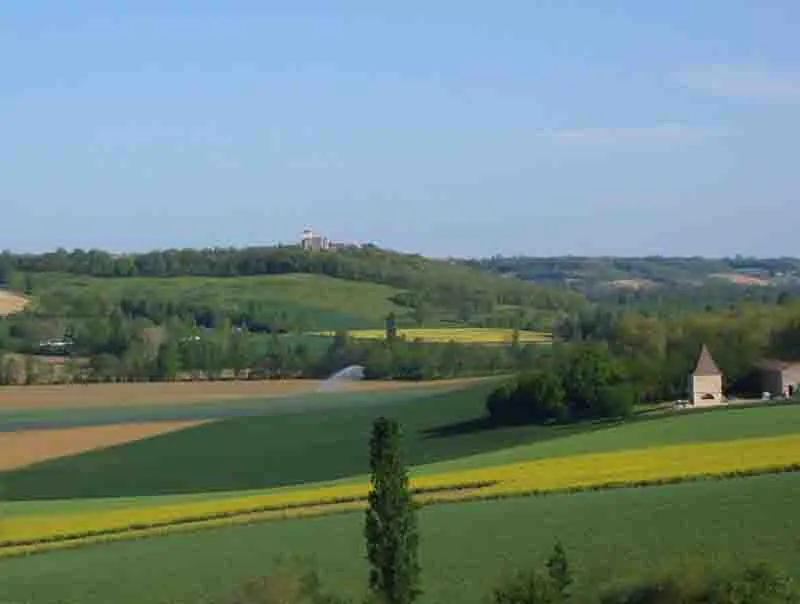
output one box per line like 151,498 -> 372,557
1,1 -> 799,257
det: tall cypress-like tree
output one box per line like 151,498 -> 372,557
385,312 -> 398,342
365,417 -> 420,604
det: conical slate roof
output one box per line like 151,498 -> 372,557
693,344 -> 722,376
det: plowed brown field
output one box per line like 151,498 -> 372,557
0,378 -> 484,410
0,421 -> 207,470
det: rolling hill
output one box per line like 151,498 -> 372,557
31,272 -> 408,331
3,246 -> 586,342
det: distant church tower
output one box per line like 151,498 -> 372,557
690,344 -> 724,406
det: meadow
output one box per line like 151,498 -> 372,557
31,272 -> 409,330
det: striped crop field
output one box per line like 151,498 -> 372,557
315,327 -> 552,344
1,433 -> 798,556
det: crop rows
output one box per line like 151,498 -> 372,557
2,434 -> 798,556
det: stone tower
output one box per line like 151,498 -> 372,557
690,344 -> 724,406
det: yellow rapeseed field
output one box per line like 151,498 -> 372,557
314,328 -> 552,345
2,434 -> 798,555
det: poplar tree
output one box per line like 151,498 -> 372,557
364,417 -> 420,604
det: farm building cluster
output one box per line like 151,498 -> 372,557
689,344 -> 799,407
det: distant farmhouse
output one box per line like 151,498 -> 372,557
299,228 -> 359,252
757,360 -> 800,399
687,344 -> 800,407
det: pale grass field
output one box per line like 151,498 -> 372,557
0,378 -> 480,411
0,421 -> 208,470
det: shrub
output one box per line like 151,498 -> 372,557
707,563 -> 799,604
492,570 -> 562,604
487,371 -> 567,425
591,384 -> 637,419
486,342 -> 637,425
516,371 -> 568,422
492,542 -> 572,604
601,563 -> 799,604
219,557 -> 350,604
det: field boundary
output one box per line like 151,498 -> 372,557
2,463 -> 798,559
0,482 -> 495,556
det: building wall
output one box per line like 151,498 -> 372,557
762,365 -> 800,396
762,370 -> 785,396
783,365 -> 800,391
691,375 -> 723,406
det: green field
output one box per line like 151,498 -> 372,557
2,380 -> 799,503
419,402 -> 800,473
0,382 -> 460,432
0,381 -> 799,603
0,472 -> 797,604
31,272 -> 410,330
0,380 -> 506,499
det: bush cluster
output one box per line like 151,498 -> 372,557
487,344 -> 637,425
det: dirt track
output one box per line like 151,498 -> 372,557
0,421 -> 207,470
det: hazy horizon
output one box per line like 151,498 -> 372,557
5,240 -> 800,262
2,2 -> 799,257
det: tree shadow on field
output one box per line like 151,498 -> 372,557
420,415 -> 592,444
420,405 -> 674,443
421,416 -> 498,438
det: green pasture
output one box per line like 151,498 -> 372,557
31,272 -> 410,330
0,472 -> 797,604
418,401 -> 800,474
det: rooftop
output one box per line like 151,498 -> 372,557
692,344 -> 722,376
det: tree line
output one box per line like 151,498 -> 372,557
556,303 -> 800,401
2,299 -> 799,393
0,315 -> 552,385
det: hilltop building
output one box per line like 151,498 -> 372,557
299,228 -> 360,252
690,344 -> 724,406
300,228 -> 330,252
